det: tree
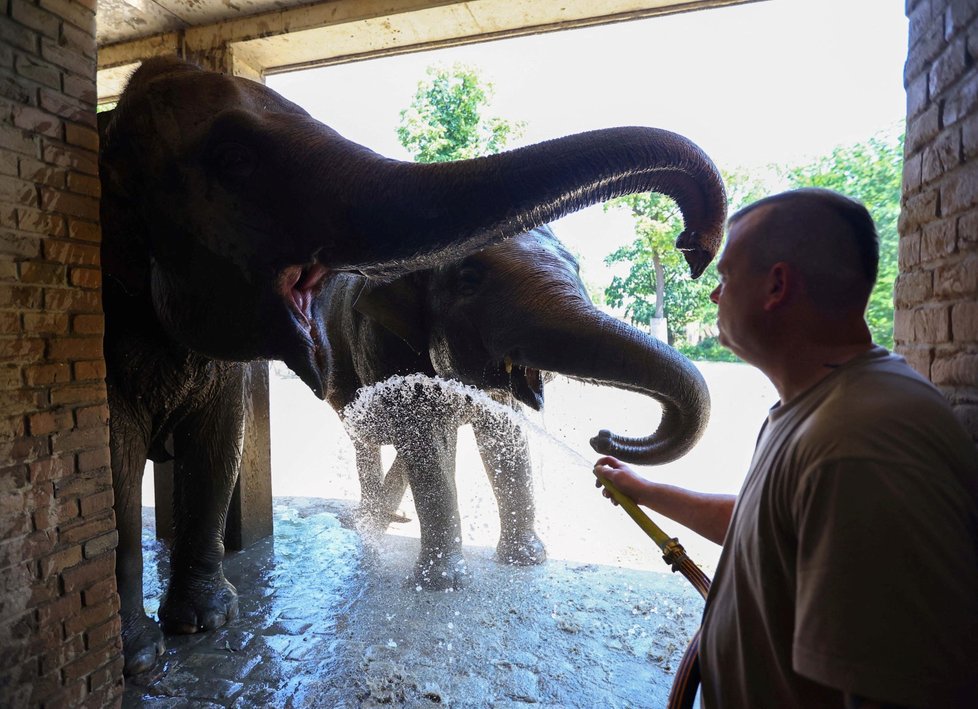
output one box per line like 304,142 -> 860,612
603,132 -> 903,360
397,63 -> 525,163
603,169 -> 768,357
781,133 -> 904,348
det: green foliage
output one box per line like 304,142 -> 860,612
602,169 -> 767,346
602,134 -> 903,359
780,133 -> 904,349
396,63 -> 525,163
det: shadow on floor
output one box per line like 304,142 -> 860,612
125,497 -> 704,708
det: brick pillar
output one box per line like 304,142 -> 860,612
897,0 -> 978,443
0,1 -> 123,707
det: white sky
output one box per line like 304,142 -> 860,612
268,0 -> 909,290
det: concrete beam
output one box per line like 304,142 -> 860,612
97,0 -> 758,100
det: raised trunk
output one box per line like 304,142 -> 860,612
294,126 -> 727,279
519,310 -> 710,466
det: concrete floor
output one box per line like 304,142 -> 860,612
124,498 -> 705,708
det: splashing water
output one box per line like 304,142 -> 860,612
341,374 -> 595,469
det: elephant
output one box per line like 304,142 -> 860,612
318,224 -> 713,590
98,54 -> 727,675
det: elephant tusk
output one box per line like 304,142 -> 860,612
504,356 -> 513,374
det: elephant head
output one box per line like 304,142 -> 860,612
353,225 -> 710,465
99,56 -> 726,401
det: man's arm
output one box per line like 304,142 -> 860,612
593,455 -> 735,546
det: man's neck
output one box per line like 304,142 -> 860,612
770,340 -> 874,403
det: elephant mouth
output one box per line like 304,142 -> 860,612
278,263 -> 331,397
504,356 -> 545,411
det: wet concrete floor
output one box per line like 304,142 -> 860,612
124,497 -> 704,708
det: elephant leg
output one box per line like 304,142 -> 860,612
158,374 -> 242,635
354,442 -> 410,531
402,428 -> 468,590
109,399 -> 164,675
472,416 -> 546,566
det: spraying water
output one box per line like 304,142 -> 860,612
341,373 -> 595,469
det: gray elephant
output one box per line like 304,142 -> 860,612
317,224 -> 712,589
98,55 -> 727,674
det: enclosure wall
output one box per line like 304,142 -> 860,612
0,0 -> 123,706
897,0 -> 978,444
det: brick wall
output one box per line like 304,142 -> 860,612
0,0 -> 123,707
898,0 -> 978,442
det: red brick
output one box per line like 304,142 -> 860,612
20,261 -> 67,285
39,632 -> 85,676
0,121 -> 38,156
0,230 -> 41,258
41,141 -> 97,176
932,351 -> 978,384
81,575 -> 117,609
61,552 -> 113,594
51,426 -> 106,455
915,305 -> 952,343
78,488 -> 113,518
39,0 -> 95,34
84,613 -> 120,651
0,311 -> 21,334
74,404 -> 107,429
40,37 -> 91,79
17,206 -> 67,235
22,311 -> 69,334
69,266 -> 100,289
42,239 -> 98,266
48,335 -> 102,361
39,88 -> 94,128
15,53 -> 61,91
894,270 -> 935,307
29,408 -> 73,436
24,363 -> 70,386
49,383 -> 105,406
0,336 -> 45,362
29,456 -> 74,484
904,151 -> 923,192
67,218 -> 98,242
63,597 -> 116,638
43,287 -> 101,313
921,218 -> 958,261
83,530 -> 117,559
930,35 -> 969,98
36,591 -> 81,628
10,0 -> 61,39
64,122 -> 98,152
907,103 -> 941,154
73,359 -> 105,381
941,163 -> 978,216
77,445 -> 109,473
935,254 -> 978,297
62,72 -> 96,103
922,130 -> 962,183
59,512 -> 114,546
12,103 -> 62,140
952,300 -> 978,341
38,544 -> 83,580
0,363 -> 22,389
66,170 -> 99,198
0,174 -> 40,207
40,187 -> 99,221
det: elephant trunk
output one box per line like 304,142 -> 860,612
298,126 -> 726,279
519,310 -> 710,466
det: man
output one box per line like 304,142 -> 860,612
595,188 -> 978,708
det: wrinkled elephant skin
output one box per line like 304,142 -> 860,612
319,225 -> 712,589
99,56 -> 726,674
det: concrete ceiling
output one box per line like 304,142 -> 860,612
96,0 -> 756,100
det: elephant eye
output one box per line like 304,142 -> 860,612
456,266 -> 484,296
210,142 -> 256,182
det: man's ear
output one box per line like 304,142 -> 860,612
763,262 -> 792,311
353,277 -> 427,354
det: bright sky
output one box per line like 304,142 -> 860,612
268,0 -> 909,289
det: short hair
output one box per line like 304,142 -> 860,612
728,188 -> 879,312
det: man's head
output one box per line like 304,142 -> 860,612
710,188 -> 879,363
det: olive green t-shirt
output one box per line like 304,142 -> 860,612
699,347 -> 978,709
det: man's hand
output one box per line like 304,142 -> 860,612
593,455 -> 655,508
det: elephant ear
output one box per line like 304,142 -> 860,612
354,276 -> 428,355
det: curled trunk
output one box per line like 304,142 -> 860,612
518,311 -> 710,466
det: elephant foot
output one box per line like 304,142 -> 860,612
413,551 -> 469,591
122,610 -> 165,676
159,572 -> 239,635
496,530 -> 547,566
